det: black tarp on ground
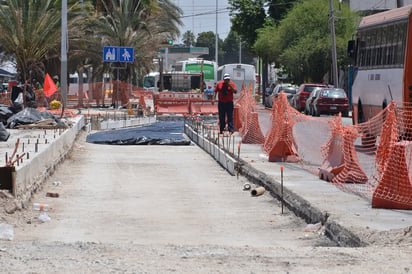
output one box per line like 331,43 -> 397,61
0,123 -> 9,141
0,104 -> 14,125
86,121 -> 191,145
6,108 -> 66,129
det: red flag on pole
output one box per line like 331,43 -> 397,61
43,73 -> 58,97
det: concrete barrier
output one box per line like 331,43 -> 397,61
184,123 -> 236,175
5,116 -> 85,211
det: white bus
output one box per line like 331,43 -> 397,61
349,5 -> 412,124
143,72 -> 159,92
217,64 -> 256,95
68,72 -> 88,97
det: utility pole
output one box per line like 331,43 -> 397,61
329,0 -> 339,87
215,0 -> 218,66
239,37 -> 242,63
61,0 -> 68,107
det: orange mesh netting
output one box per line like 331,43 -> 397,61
370,102 -> 412,209
331,125 -> 368,186
259,96 -> 412,209
0,80 -> 154,111
235,83 -> 265,144
195,90 -> 412,209
319,115 -> 345,182
263,92 -> 332,167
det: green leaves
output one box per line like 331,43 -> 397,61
253,0 -> 358,83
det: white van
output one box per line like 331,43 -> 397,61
68,72 -> 88,96
217,64 -> 256,95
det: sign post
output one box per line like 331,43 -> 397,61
103,46 -> 134,108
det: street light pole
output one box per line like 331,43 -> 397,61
329,0 -> 339,87
239,36 -> 242,63
215,0 -> 218,66
61,0 -> 68,107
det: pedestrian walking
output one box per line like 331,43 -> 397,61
214,73 -> 238,133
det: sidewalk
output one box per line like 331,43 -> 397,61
185,103 -> 412,247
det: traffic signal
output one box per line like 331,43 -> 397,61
161,40 -> 173,47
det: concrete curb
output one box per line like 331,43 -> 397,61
238,159 -> 365,247
184,124 -> 236,175
185,124 -> 365,247
8,116 -> 85,212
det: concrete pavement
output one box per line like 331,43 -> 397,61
2,106 -> 412,247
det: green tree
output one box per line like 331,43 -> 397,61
182,30 -> 195,46
266,0 -> 294,24
222,30 -> 254,65
0,0 -> 83,82
228,0 -> 266,51
84,0 -> 182,82
254,0 -> 358,83
195,31 -> 220,61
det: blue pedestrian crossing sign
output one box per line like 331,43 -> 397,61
119,47 -> 134,62
103,46 -> 134,63
103,46 -> 118,62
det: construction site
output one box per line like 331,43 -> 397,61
0,80 -> 411,272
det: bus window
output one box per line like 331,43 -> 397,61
143,76 -> 155,89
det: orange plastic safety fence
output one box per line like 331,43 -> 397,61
262,92 -> 332,170
198,89 -> 412,209
235,83 -> 265,144
0,81 -> 154,110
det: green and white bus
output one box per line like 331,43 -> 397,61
179,58 -> 217,88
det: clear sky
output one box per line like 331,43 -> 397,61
172,0 -> 232,43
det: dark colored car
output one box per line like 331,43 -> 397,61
293,83 -> 327,112
312,88 -> 349,117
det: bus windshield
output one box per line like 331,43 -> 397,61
143,76 -> 156,88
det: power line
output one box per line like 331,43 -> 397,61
179,8 -> 229,18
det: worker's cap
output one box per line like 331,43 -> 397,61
53,75 -> 59,80
208,85 -> 212,88
223,73 -> 230,80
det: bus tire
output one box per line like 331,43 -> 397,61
382,100 -> 387,110
357,100 -> 365,124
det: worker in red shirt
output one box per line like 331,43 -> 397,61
214,73 -> 238,133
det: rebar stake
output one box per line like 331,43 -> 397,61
237,140 -> 241,179
281,166 -> 284,214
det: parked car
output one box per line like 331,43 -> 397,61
304,87 -> 323,115
265,83 -> 295,108
292,83 -> 327,112
312,88 -> 349,117
274,86 -> 297,106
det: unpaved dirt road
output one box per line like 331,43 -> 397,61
0,131 -> 411,273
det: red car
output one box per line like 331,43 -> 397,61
312,88 -> 349,117
293,83 -> 327,112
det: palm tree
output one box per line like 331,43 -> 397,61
80,0 -> 182,105
0,0 -> 85,83
0,0 -> 61,82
